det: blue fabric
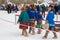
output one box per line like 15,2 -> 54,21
29,10 -> 36,19
26,9 -> 36,19
26,9 -> 43,20
46,11 -> 55,26
35,11 -> 43,20
57,5 -> 60,10
26,9 -> 31,14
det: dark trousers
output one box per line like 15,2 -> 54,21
7,9 -> 11,14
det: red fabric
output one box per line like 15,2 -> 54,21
19,22 -> 29,29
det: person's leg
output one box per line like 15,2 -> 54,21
22,29 -> 24,35
29,27 -> 32,33
31,27 -> 35,35
43,30 -> 49,38
29,22 -> 35,35
31,23 -> 35,35
37,20 -> 42,34
43,26 -> 51,39
10,9 -> 11,13
51,27 -> 57,39
24,29 -> 28,36
53,32 -> 57,39
37,28 -> 41,34
29,22 -> 32,33
8,10 -> 10,14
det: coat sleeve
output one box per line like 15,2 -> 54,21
46,11 -> 54,20
17,12 -> 23,22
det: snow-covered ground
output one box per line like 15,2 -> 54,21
0,11 -> 60,40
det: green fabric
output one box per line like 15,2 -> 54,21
36,24 -> 42,28
18,10 -> 29,22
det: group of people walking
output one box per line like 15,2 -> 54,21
17,4 -> 57,39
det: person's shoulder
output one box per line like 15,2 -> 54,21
22,10 -> 26,12
49,11 -> 54,13
21,10 -> 25,13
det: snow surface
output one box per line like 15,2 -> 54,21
0,11 -> 60,40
